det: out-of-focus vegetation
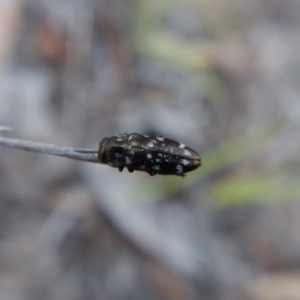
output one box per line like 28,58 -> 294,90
1,0 -> 300,299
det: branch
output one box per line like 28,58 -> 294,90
0,127 -> 100,164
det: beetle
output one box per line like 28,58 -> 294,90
97,133 -> 202,176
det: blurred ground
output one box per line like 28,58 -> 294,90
0,0 -> 300,299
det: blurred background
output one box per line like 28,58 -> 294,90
0,0 -> 300,299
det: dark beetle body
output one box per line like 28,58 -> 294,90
98,133 -> 201,176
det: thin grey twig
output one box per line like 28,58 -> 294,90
0,128 -> 100,164
0,127 -> 12,132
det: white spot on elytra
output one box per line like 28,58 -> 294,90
128,135 -> 135,141
176,165 -> 183,173
183,149 -> 192,157
147,142 -> 154,148
153,165 -> 160,170
156,159 -> 161,163
147,153 -> 152,159
162,143 -> 165,146
158,153 -> 163,157
116,138 -> 123,142
125,157 -> 131,164
179,143 -> 186,149
182,159 -> 190,166
156,137 -> 164,141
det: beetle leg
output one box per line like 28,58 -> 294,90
118,166 -> 124,172
127,166 -> 134,173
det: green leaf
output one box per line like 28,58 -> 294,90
211,175 -> 300,206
